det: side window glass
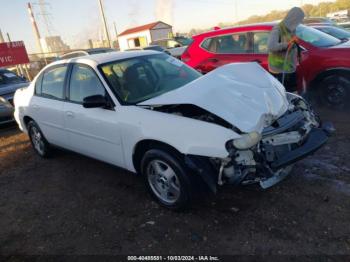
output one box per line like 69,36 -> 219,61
253,32 -> 270,54
69,65 -> 106,103
41,66 -> 67,99
201,38 -> 219,53
34,72 -> 44,95
214,33 -> 250,54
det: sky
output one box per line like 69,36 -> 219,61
0,0 -> 332,53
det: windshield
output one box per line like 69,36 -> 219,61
0,70 -> 25,85
317,26 -> 350,39
100,54 -> 201,104
296,25 -> 341,47
176,37 -> 193,46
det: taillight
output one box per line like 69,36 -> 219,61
181,47 -> 191,63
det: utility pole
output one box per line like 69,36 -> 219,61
113,21 -> 119,49
234,0 -> 238,24
0,29 -> 4,43
6,33 -> 23,76
98,0 -> 111,48
113,21 -> 118,38
27,2 -> 44,54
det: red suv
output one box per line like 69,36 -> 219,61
181,23 -> 350,107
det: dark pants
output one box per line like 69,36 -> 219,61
272,72 -> 297,92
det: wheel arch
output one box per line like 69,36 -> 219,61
309,67 -> 350,91
132,139 -> 183,174
22,115 -> 35,132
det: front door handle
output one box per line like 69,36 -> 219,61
66,111 -> 74,118
208,58 -> 219,63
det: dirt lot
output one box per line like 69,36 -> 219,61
0,107 -> 349,257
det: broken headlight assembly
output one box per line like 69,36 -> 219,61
228,132 -> 262,150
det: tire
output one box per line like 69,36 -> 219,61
141,149 -> 192,210
27,120 -> 52,158
319,75 -> 350,109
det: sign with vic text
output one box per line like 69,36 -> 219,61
0,41 -> 30,67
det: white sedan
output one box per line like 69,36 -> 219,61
14,51 -> 331,210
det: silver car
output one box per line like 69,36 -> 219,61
0,69 -> 29,124
0,96 -> 14,125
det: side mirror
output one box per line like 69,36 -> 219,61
83,95 -> 108,108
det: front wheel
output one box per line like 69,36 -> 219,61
141,149 -> 192,210
319,75 -> 350,109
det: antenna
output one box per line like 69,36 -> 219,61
27,2 -> 44,53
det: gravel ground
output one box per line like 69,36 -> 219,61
0,107 -> 349,257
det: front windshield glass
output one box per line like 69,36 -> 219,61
176,37 -> 193,46
0,70 -> 24,85
100,54 -> 201,104
296,25 -> 341,47
318,26 -> 350,39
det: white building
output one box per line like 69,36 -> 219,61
118,21 -> 173,51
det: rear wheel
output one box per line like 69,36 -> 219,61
319,75 -> 350,109
141,149 -> 192,210
27,120 -> 51,158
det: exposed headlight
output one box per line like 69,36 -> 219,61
0,97 -> 12,109
232,132 -> 262,150
0,96 -> 7,104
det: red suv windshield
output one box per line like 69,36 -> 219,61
296,25 -> 341,47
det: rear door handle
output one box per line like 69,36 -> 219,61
251,59 -> 262,64
66,111 -> 74,118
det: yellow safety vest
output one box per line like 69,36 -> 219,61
268,22 -> 296,74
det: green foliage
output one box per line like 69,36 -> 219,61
188,0 -> 350,36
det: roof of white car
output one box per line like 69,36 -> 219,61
52,50 -> 160,67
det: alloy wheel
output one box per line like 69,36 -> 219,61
30,126 -> 45,155
146,159 -> 181,205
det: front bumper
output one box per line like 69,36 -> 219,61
270,127 -> 329,170
0,106 -> 15,125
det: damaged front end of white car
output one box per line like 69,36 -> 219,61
139,63 -> 334,193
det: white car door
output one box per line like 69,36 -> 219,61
29,64 -> 68,147
63,63 -> 124,167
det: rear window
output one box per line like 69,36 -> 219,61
0,70 -> 24,85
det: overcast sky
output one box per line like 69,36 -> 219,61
0,0 -> 333,53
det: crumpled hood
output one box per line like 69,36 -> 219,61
139,63 -> 289,133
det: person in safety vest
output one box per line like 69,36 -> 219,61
268,7 -> 305,92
